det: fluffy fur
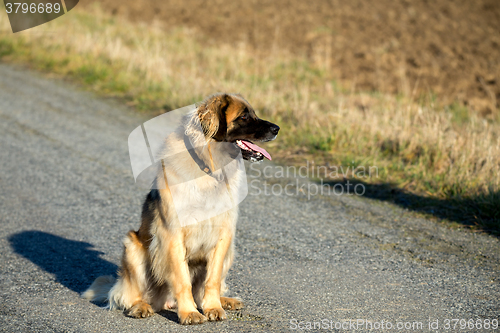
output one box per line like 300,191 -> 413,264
82,93 -> 279,325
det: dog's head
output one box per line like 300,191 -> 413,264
197,93 -> 280,162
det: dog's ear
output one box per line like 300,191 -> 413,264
198,93 -> 231,141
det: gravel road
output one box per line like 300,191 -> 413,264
0,64 -> 499,332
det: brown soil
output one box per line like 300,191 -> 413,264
84,0 -> 500,116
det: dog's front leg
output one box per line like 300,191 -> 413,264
166,235 -> 207,325
202,229 -> 232,321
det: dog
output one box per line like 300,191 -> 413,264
82,93 -> 279,325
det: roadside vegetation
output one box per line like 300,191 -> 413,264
0,5 -> 498,234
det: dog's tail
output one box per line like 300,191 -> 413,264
81,275 -> 116,305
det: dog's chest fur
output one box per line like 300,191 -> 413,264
148,117 -> 245,263
182,208 -> 237,262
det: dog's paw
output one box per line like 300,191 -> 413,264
204,307 -> 227,321
178,311 -> 207,325
220,297 -> 243,310
128,301 -> 154,318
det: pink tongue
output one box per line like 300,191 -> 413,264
241,140 -> 272,160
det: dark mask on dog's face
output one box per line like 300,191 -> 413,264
198,93 -> 280,161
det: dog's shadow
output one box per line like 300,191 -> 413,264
8,230 -> 118,294
157,309 -> 214,324
9,230 -> 193,324
157,310 -> 180,323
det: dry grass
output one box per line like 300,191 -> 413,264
0,5 -> 498,232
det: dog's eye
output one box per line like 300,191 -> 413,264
239,115 -> 248,121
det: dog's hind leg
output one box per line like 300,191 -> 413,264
109,231 -> 154,318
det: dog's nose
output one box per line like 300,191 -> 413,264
270,124 -> 280,135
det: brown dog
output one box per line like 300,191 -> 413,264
82,93 -> 279,324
